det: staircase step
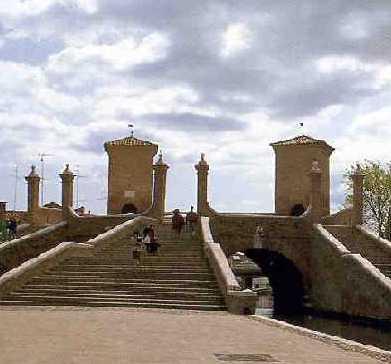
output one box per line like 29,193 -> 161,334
0,299 -> 225,311
29,278 -> 220,288
0,223 -> 225,312
8,291 -> 224,302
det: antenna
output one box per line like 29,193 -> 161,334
38,153 -> 53,205
13,165 -> 18,211
74,165 -> 88,208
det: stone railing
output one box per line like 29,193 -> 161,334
356,225 -> 391,255
312,224 -> 391,320
210,209 -> 312,255
0,215 -> 157,297
66,207 -> 137,240
0,221 -> 68,275
209,208 -> 313,290
0,241 -> 92,297
33,207 -> 63,225
322,207 -> 353,226
200,216 -> 258,314
85,215 -> 156,249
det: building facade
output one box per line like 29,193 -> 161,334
104,136 -> 158,214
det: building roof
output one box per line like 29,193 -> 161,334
270,135 -> 335,151
104,136 -> 157,148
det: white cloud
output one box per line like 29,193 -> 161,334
0,0 -> 97,18
0,0 -> 57,18
316,55 -> 374,74
1,1 -> 391,213
221,23 -> 252,57
47,33 -> 170,73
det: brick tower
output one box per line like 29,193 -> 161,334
270,135 -> 334,217
104,135 -> 158,214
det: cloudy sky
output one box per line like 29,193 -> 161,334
0,0 -> 391,214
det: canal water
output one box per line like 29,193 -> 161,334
254,279 -> 391,352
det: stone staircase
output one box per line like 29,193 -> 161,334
324,225 -> 391,279
0,222 -> 226,311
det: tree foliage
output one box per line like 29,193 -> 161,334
345,160 -> 391,239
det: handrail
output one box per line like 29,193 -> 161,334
86,215 -> 156,248
200,216 -> 241,292
314,224 -> 351,255
0,241 -> 92,297
356,225 -> 391,252
200,216 -> 258,314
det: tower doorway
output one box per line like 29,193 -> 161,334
290,204 -> 305,216
121,203 -> 138,214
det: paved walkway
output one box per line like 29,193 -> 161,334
0,307 -> 386,364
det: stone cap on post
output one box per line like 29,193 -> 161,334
154,152 -> 169,170
60,164 -> 75,181
25,165 -> 40,180
195,153 -> 210,171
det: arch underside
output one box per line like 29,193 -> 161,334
245,248 -> 305,314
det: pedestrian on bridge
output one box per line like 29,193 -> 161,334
186,206 -> 198,236
172,209 -> 185,238
143,225 -> 158,254
8,218 -> 17,240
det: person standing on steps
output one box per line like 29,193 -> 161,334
8,218 -> 17,240
172,209 -> 185,238
186,206 -> 198,236
143,224 -> 157,254
132,241 -> 144,266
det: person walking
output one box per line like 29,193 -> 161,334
186,206 -> 198,236
132,241 -> 144,266
8,218 -> 17,240
0,218 -> 7,242
172,209 -> 185,238
143,224 -> 157,254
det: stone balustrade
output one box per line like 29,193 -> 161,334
312,224 -> 391,320
0,241 -> 92,297
0,221 -> 68,274
200,216 -> 258,314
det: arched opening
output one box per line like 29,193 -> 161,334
290,204 -> 305,216
121,203 -> 138,214
245,248 -> 304,315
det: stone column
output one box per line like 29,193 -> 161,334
25,165 -> 40,213
309,160 -> 322,224
59,164 -> 75,217
151,153 -> 169,219
195,153 -> 210,216
0,201 -> 7,220
352,164 -> 364,226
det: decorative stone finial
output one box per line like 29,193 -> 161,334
27,165 -> 39,178
157,151 -> 163,165
62,163 -> 73,174
198,153 -> 208,166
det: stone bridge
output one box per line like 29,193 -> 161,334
208,209 -> 391,321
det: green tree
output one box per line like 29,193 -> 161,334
345,160 -> 391,239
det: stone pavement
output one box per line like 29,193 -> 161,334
0,307 -> 386,364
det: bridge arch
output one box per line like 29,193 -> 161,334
245,248 -> 305,314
